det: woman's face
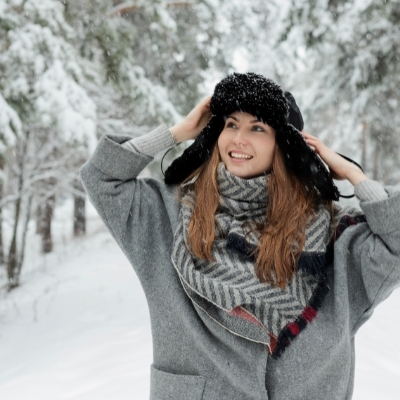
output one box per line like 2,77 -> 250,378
217,111 -> 276,179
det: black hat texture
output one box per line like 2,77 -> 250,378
164,72 -> 340,201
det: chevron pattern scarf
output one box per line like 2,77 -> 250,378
172,163 -> 333,358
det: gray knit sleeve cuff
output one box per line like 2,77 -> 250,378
354,179 -> 389,202
121,124 -> 176,157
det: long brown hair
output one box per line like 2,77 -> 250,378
179,143 -> 331,289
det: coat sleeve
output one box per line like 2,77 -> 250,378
333,186 -> 400,334
79,132 -> 180,278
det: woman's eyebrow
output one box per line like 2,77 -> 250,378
227,115 -> 264,124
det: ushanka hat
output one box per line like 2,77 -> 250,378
164,72 -> 357,200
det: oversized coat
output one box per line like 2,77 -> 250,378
80,130 -> 400,400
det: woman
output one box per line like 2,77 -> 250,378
80,73 -> 400,400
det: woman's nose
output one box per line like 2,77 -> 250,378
232,130 -> 247,146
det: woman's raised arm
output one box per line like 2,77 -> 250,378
79,126 -> 180,279
301,131 -> 400,332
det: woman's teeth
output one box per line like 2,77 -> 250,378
230,152 -> 252,159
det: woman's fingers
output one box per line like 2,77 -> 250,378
188,96 -> 211,121
169,96 -> 212,142
192,96 -> 211,118
191,96 -> 212,132
200,95 -> 212,109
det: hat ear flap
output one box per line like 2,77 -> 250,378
164,115 -> 225,185
276,124 -> 340,201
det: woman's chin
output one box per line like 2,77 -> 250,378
225,163 -> 259,179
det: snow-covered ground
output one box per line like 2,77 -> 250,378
0,200 -> 399,400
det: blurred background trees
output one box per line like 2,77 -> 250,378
240,0 -> 400,184
0,0 -> 399,290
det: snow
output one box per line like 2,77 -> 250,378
0,200 -> 399,399
118,61 -> 181,124
24,0 -> 74,38
0,200 -> 152,400
34,61 -> 97,152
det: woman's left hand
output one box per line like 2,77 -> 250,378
302,130 -> 368,186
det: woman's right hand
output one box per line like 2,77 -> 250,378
169,96 -> 212,143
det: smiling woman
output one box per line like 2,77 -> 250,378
217,112 -> 276,179
80,72 -> 400,400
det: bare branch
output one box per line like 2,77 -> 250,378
109,2 -> 193,18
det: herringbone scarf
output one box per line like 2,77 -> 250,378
172,163 -> 333,358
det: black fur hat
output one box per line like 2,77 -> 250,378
164,72 -> 340,201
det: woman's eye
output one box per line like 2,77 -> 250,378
252,126 -> 265,132
226,122 -> 237,128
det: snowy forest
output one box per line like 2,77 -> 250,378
0,0 -> 399,290
0,0 -> 399,399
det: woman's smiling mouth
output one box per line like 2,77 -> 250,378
229,151 -> 253,160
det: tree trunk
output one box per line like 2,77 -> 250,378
361,120 -> 368,172
16,194 -> 34,279
372,145 -> 380,181
74,194 -> 86,236
7,195 -> 21,290
0,207 -> 4,265
42,195 -> 55,253
7,138 -> 26,290
0,156 -> 4,264
36,203 -> 43,235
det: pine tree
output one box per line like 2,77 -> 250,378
0,0 -> 97,287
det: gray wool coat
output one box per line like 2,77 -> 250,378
80,132 -> 400,400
